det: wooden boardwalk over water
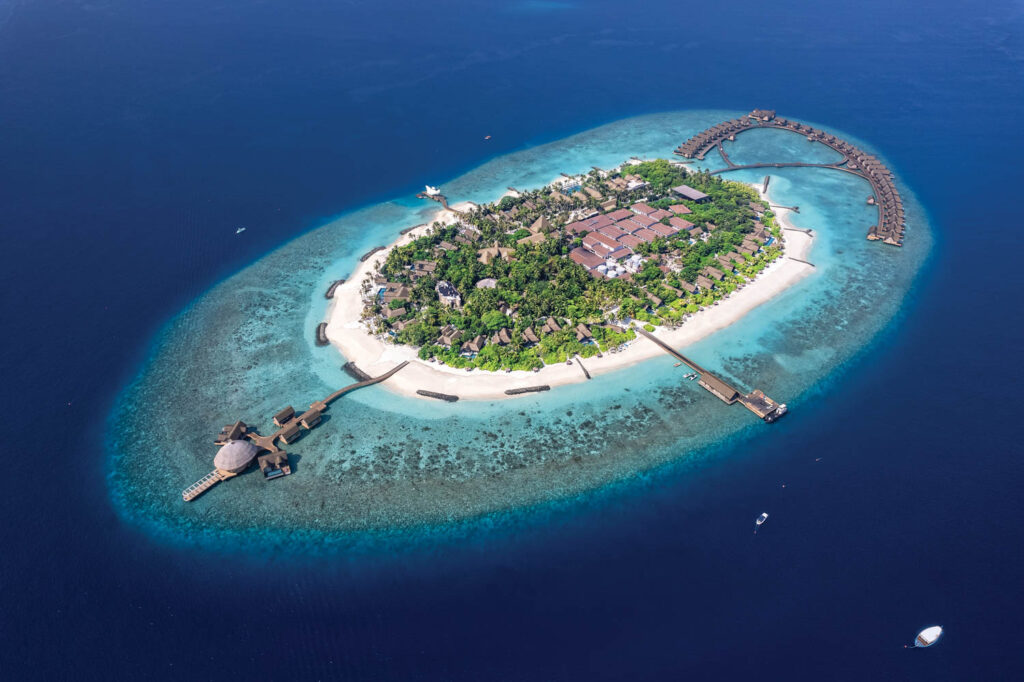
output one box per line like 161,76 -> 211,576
637,329 -> 787,422
675,110 -> 905,246
182,362 -> 408,501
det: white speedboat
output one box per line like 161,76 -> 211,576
913,626 -> 943,648
755,512 -> 769,527
235,226 -> 246,234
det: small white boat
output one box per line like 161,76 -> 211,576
235,226 -> 246,234
913,626 -> 943,648
425,185 -> 441,196
755,512 -> 769,527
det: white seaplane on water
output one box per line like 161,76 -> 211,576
235,226 -> 246,234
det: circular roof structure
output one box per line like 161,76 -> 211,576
214,439 -> 259,471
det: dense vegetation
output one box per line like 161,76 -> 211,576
362,159 -> 781,371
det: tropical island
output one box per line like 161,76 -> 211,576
355,159 -> 782,373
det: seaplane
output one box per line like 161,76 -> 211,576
424,185 -> 441,197
235,226 -> 247,234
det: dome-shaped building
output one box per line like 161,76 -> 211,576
213,439 -> 259,474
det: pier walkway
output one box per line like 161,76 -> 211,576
183,362 -> 408,501
637,328 -> 786,422
182,470 -> 231,502
675,110 -> 905,246
251,361 -> 410,453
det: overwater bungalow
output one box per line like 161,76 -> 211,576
298,408 -> 322,429
258,451 -> 291,480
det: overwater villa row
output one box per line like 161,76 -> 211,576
181,362 -> 409,501
675,110 -> 906,246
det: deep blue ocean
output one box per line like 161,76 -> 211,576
2,0 -> 1023,679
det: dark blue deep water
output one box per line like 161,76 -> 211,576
2,1 -> 1023,679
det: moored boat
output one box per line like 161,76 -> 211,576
913,626 -> 943,648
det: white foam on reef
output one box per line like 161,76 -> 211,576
107,111 -> 932,549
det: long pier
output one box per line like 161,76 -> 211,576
637,328 -> 787,422
675,110 -> 905,246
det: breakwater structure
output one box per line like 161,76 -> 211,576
324,278 -> 346,299
637,328 -> 787,423
359,246 -> 386,262
675,109 -> 905,246
504,385 -> 550,395
315,322 -> 329,346
416,389 -> 459,402
182,361 -> 409,501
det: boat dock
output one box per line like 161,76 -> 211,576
182,361 -> 409,501
637,329 -> 787,422
675,109 -> 905,246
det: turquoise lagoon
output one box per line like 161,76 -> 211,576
107,111 -> 931,550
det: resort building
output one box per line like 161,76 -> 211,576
213,439 -> 259,476
258,452 -> 291,479
409,260 -> 437,280
477,242 -> 514,265
437,324 -> 463,347
703,265 -> 726,281
436,280 -> 462,307
491,327 -> 514,346
298,408 -> 322,429
570,247 -> 605,271
461,335 -> 485,354
272,407 -> 294,428
540,317 -> 562,334
672,184 -> 710,203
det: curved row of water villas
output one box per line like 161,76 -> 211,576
675,110 -> 905,246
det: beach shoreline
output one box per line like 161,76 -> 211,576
324,185 -> 815,401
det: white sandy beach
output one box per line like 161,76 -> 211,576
325,191 -> 815,401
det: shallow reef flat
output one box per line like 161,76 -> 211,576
107,111 -> 931,551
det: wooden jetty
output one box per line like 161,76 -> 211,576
676,109 -> 905,246
182,470 -> 232,502
182,361 -> 409,501
636,328 -> 787,422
